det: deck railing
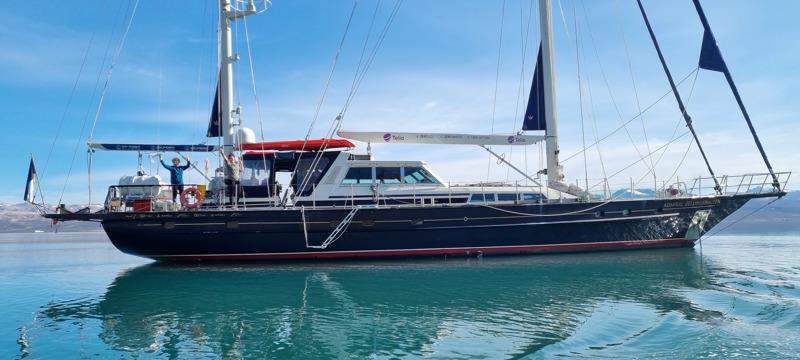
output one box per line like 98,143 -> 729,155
104,184 -> 215,213
102,171 -> 791,213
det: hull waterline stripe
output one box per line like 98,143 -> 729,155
148,238 -> 693,260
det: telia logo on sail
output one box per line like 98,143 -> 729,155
507,136 -> 516,144
383,133 -> 392,142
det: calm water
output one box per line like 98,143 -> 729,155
1,232 -> 799,359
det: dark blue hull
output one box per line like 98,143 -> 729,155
96,194 -> 762,261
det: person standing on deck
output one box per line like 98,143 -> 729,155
160,155 -> 191,202
219,149 -> 242,206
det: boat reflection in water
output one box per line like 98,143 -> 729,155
39,250 -> 719,358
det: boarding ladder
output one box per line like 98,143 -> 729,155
304,205 -> 361,249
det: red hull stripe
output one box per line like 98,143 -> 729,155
151,238 -> 694,261
239,139 -> 355,151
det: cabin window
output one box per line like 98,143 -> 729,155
497,193 -> 517,202
293,157 -> 331,194
241,159 -> 272,186
469,193 -> 495,203
520,193 -> 544,201
403,167 -> 438,184
376,167 -> 402,184
342,167 -> 373,184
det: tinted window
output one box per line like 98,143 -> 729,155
469,193 -> 495,203
521,193 -> 544,201
293,158 -> 330,193
342,167 -> 373,184
242,159 -> 272,185
403,167 -> 438,184
497,193 -> 517,201
376,167 -> 402,184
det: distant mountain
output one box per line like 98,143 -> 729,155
713,191 -> 800,235
0,203 -> 101,233
0,191 -> 797,234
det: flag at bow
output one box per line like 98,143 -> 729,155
23,158 -> 39,204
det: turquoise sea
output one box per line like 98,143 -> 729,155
1,232 -> 799,359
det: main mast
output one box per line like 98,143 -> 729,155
219,0 -> 258,155
538,0 -> 563,185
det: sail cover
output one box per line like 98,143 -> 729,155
522,44 -> 546,132
337,131 -> 544,146
207,74 -> 222,137
23,158 -> 38,203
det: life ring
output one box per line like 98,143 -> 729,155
180,187 -> 204,209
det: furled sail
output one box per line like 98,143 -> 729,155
206,74 -> 222,137
522,44 -> 546,132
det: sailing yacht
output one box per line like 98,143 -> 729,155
29,0 -> 789,261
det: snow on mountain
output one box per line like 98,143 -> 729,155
0,203 -> 101,233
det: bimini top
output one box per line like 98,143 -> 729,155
238,139 -> 355,151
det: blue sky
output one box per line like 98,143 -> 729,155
2,0 -> 798,204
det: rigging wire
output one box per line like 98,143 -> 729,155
339,0 -> 404,118
505,0 -> 535,183
486,0 -> 508,184
192,0 -> 212,143
615,0 -> 656,185
299,1 -> 358,147
586,130 -> 692,192
572,1 -> 588,193
297,0 -> 404,195
86,0 -> 140,205
555,0 -> 571,38
58,0 -> 135,205
87,0 -> 141,142
242,15 -> 273,200
289,1 -> 360,197
633,69 -> 701,190
585,73 -> 609,195
699,197 -> 782,242
344,0 -> 382,111
561,68 -> 698,164
578,1 -> 655,176
41,23 -> 99,203
657,137 -> 694,191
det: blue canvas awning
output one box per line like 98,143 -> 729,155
88,143 -> 220,152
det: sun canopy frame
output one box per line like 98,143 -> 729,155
337,130 -> 544,146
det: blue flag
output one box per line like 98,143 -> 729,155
522,44 -> 547,132
24,158 -> 38,203
699,30 -> 726,72
207,74 -> 222,137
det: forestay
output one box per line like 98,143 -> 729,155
337,130 -> 544,146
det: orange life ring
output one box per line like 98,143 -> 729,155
180,187 -> 204,209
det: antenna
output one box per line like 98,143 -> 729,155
233,0 -> 272,15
